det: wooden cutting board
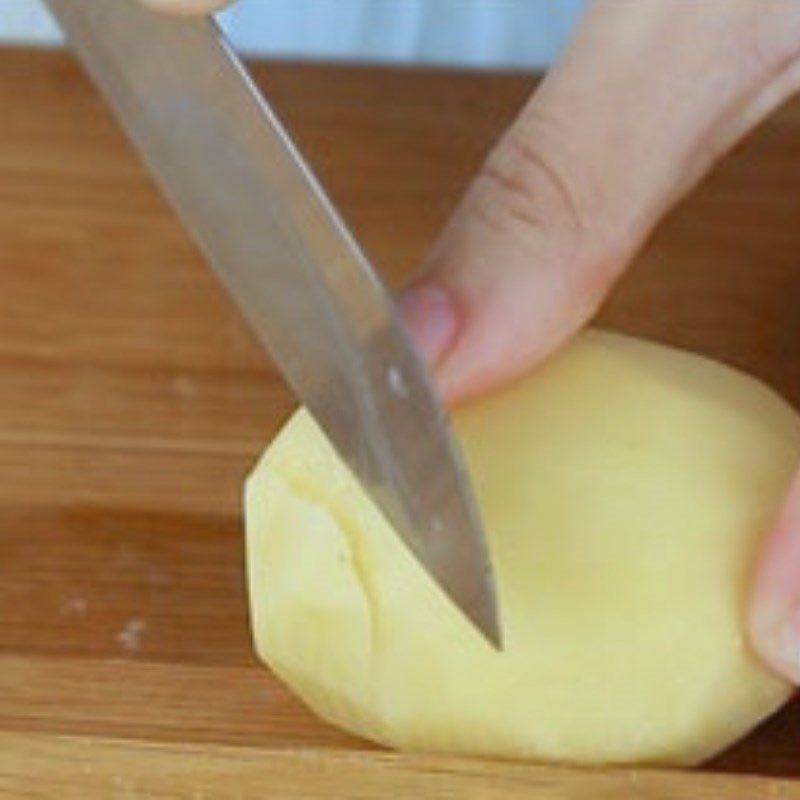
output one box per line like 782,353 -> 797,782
2,47 -> 800,796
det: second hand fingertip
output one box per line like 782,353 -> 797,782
750,607 -> 800,686
749,474 -> 800,685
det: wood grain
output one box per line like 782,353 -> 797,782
0,655 -> 363,748
3,45 -> 800,791
2,732 -> 800,799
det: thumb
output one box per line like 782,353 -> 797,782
400,0 -> 800,405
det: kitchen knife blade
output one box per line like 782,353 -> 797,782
45,0 -> 501,646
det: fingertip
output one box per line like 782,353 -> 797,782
748,471 -> 800,685
430,264 -> 594,406
398,282 -> 459,372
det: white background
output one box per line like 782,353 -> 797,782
0,0 -> 585,69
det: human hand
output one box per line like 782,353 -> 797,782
395,0 -> 800,684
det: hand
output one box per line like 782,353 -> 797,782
396,0 -> 800,684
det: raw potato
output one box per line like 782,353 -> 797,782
245,330 -> 799,765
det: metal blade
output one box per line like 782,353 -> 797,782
46,0 -> 501,646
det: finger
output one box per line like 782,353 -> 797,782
399,0 -> 800,405
138,0 -> 231,15
749,470 -> 800,683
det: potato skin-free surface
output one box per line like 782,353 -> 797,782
246,330 -> 798,765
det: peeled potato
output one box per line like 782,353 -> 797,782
245,330 -> 799,765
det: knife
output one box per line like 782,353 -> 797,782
45,0 -> 501,647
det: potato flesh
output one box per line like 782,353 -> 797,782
246,331 -> 798,765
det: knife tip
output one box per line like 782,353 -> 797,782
467,585 -> 504,651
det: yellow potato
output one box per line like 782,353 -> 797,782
245,330 -> 799,765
